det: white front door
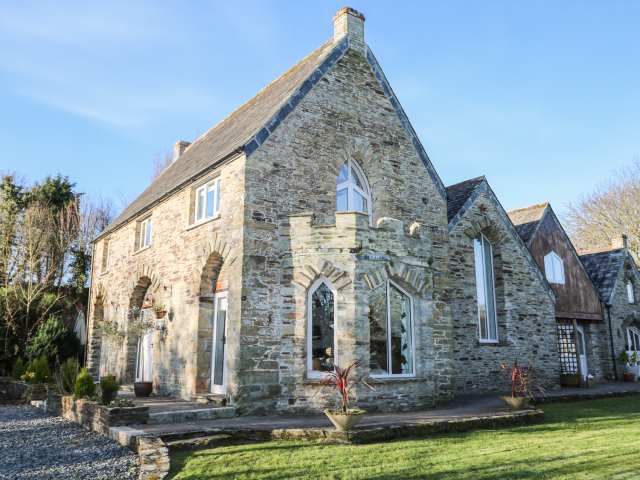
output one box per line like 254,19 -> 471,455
575,325 -> 588,381
211,293 -> 228,394
136,331 -> 153,382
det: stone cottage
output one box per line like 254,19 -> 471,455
508,203 -> 612,384
581,236 -> 640,380
86,8 -> 560,414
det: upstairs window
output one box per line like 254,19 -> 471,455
137,217 -> 152,250
101,239 -> 110,273
336,159 -> 371,216
627,327 -> 640,352
474,234 -> 498,342
627,281 -> 635,304
307,279 -> 336,377
544,251 -> 565,284
195,178 -> 221,223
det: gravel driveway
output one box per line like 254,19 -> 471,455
0,405 -> 138,480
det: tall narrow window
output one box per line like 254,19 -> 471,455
138,218 -> 152,250
627,281 -> 635,304
369,281 -> 414,376
627,327 -> 640,353
101,239 -> 110,273
194,178 -> 221,223
544,251 -> 565,284
336,159 -> 371,216
474,234 -> 498,342
308,280 -> 336,376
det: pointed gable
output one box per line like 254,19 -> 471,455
509,203 -> 603,320
580,248 -> 628,304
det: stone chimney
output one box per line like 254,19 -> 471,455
173,140 -> 191,162
333,7 -> 365,50
612,234 -> 628,249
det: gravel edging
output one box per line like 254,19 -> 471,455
0,405 -> 139,480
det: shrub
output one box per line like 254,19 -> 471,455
26,316 -> 81,364
12,357 -> 27,380
56,357 -> 80,394
99,375 -> 119,405
74,368 -> 96,398
24,356 -> 50,384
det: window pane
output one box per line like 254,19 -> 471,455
483,237 -> 497,340
353,192 -> 366,213
215,179 -> 221,215
213,296 -> 227,385
311,283 -> 334,372
474,238 -> 488,339
351,167 -> 364,189
145,220 -> 152,246
196,188 -> 205,220
206,184 -> 215,218
389,284 -> 413,374
628,282 -> 635,304
369,285 -> 388,375
336,188 -> 348,212
337,164 -> 349,184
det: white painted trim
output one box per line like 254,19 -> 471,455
306,277 -> 338,379
336,158 -> 373,223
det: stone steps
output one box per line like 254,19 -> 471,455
148,406 -> 236,425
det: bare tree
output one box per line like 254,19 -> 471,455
566,160 -> 640,258
151,151 -> 173,180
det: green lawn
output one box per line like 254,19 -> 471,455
170,397 -> 640,479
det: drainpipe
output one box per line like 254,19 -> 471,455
605,304 -> 618,380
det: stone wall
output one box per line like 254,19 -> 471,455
61,396 -> 149,436
237,42 -> 452,413
0,377 -> 28,404
86,152 -> 246,399
448,188 -> 560,393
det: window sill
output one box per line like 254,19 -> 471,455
132,245 -> 152,256
477,340 -> 507,347
186,215 -> 221,231
369,375 -> 421,383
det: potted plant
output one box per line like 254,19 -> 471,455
153,304 -> 167,319
618,351 -> 638,382
319,361 -> 373,432
499,361 -> 545,410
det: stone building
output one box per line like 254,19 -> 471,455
86,8 -> 560,414
581,236 -> 640,380
509,203 -> 612,384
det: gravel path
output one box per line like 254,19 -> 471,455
0,405 -> 138,480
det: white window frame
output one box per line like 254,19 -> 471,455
474,234 -> 499,343
626,327 -> 640,356
370,280 -> 416,378
138,217 -> 152,250
544,251 -> 565,285
306,277 -> 338,379
627,281 -> 635,304
194,177 -> 221,224
336,158 -> 372,218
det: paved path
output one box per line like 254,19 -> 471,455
0,405 -> 138,480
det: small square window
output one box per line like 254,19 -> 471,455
194,178 -> 221,223
137,217 -> 152,250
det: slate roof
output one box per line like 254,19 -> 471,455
580,248 -> 626,304
445,176 -> 485,223
507,203 -> 549,244
101,39 -> 341,237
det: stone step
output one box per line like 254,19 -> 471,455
147,406 -> 236,425
193,394 -> 228,407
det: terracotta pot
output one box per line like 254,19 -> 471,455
623,372 -> 636,382
324,409 -> 365,431
134,381 -> 153,397
501,396 -> 530,410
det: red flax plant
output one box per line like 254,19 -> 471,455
500,361 -> 547,401
319,361 -> 374,413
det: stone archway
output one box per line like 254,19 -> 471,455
124,276 -> 152,383
196,252 -> 225,394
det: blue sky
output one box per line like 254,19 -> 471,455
1,1 -> 639,217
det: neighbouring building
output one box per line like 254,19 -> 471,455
581,235 -> 640,380
508,203 -> 610,385
86,8 -> 562,414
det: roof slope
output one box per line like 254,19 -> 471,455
445,176 -> 485,223
507,203 -> 549,244
103,39 -> 340,235
580,248 -> 625,303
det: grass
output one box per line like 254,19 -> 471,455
170,396 -> 640,479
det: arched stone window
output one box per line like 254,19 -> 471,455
307,278 -> 336,377
474,234 -> 498,342
544,251 -> 565,285
336,158 -> 371,216
627,280 -> 635,304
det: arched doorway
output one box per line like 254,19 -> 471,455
124,276 -> 152,383
196,252 -> 227,394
